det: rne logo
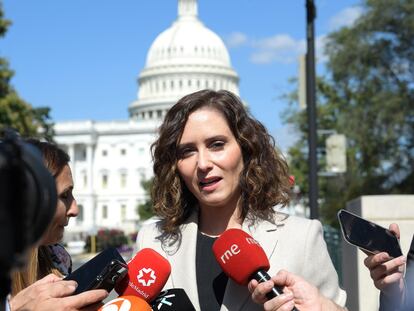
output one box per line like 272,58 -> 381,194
246,237 -> 259,245
220,243 -> 240,264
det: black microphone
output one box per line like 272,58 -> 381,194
150,288 -> 195,311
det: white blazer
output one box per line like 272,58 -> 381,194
136,212 -> 347,310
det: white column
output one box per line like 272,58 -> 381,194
86,143 -> 96,232
86,143 -> 94,192
68,144 -> 75,172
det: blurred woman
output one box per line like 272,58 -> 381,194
136,89 -> 346,310
11,139 -> 79,295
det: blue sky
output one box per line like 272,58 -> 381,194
2,0 -> 362,152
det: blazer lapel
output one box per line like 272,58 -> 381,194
165,212 -> 201,310
246,218 -> 280,263
220,218 -> 281,311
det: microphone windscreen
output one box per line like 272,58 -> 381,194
98,295 -> 152,311
212,228 -> 270,285
115,248 -> 171,302
150,288 -> 195,311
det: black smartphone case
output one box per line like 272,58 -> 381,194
64,247 -> 128,295
338,209 -> 402,258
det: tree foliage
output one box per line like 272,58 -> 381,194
0,2 -> 53,139
137,178 -> 154,221
283,0 -> 414,225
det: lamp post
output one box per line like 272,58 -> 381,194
306,0 -> 318,219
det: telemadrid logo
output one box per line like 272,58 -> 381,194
137,267 -> 156,286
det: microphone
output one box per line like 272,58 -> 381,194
115,248 -> 171,302
212,228 -> 299,311
98,295 -> 152,311
150,288 -> 195,311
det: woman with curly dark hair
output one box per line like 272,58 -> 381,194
136,90 -> 346,311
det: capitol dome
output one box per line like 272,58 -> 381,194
129,0 -> 240,121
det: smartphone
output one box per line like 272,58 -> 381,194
337,209 -> 402,258
64,247 -> 128,295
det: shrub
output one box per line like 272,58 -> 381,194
85,228 -> 129,253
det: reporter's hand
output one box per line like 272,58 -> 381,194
9,273 -> 108,311
248,270 -> 342,311
363,223 -> 406,300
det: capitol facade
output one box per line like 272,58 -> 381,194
55,0 -> 240,237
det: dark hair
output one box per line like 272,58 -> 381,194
151,89 -> 291,236
25,139 -> 70,178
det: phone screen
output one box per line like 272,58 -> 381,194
64,247 -> 127,295
338,209 -> 402,258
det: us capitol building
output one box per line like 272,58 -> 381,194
55,0 -> 240,237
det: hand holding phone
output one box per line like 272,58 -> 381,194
337,209 -> 402,258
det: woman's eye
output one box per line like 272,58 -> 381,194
210,141 -> 225,149
60,191 -> 70,200
178,148 -> 194,158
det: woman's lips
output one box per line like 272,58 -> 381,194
199,177 -> 222,190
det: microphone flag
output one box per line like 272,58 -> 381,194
212,228 -> 269,285
115,248 -> 171,302
150,288 -> 195,310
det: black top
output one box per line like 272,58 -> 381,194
196,231 -> 229,311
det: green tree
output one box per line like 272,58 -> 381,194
137,178 -> 154,221
0,2 -> 53,139
283,0 -> 414,226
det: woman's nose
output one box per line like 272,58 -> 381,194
68,198 -> 79,217
197,151 -> 213,171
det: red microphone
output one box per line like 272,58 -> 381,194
212,229 -> 299,311
98,295 -> 152,311
115,248 -> 171,302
